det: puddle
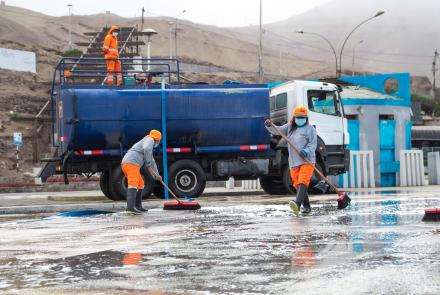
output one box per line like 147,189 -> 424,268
0,191 -> 439,294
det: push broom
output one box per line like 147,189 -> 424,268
151,171 -> 201,210
269,121 -> 351,209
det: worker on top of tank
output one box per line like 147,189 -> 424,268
121,130 -> 162,214
265,106 -> 317,216
102,25 -> 122,86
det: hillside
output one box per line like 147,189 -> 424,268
227,0 -> 439,77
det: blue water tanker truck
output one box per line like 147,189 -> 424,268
39,58 -> 349,200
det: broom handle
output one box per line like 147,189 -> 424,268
149,168 -> 182,203
158,178 -> 183,203
269,121 -> 340,193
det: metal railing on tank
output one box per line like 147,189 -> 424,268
53,57 -> 180,86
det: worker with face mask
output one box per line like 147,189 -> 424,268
265,106 -> 317,216
102,25 -> 122,86
121,130 -> 162,214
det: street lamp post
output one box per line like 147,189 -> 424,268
168,21 -> 174,59
174,10 -> 186,60
143,28 -> 157,71
296,29 -> 338,77
257,0 -> 263,82
352,40 -> 364,76
338,11 -> 385,77
67,4 -> 72,49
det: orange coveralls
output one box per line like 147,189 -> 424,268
102,25 -> 122,86
290,163 -> 315,189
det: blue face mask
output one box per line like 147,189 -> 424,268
295,117 -> 307,127
154,142 -> 160,148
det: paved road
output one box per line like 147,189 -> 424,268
0,187 -> 439,294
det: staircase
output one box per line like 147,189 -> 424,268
71,26 -> 146,82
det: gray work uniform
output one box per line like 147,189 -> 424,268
266,123 -> 317,169
121,137 -> 159,176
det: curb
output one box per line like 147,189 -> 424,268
0,203 -> 130,215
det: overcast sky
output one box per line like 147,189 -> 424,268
5,0 -> 332,26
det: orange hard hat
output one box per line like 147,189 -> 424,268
294,105 -> 308,117
149,130 -> 162,141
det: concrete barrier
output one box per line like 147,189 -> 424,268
340,151 -> 375,188
242,179 -> 261,190
400,150 -> 424,186
428,152 -> 440,185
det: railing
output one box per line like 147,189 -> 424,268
71,30 -> 103,71
52,57 -> 180,86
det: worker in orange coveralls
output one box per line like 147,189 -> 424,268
265,106 -> 317,216
102,25 -> 122,86
121,130 -> 163,214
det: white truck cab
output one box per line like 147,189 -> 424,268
262,80 -> 349,194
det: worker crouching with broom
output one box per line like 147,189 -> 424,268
265,106 -> 317,216
121,130 -> 162,214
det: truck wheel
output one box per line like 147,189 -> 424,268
100,171 -> 118,200
259,176 -> 287,195
169,160 -> 206,198
152,182 -> 165,199
282,166 -> 296,194
309,161 -> 325,194
109,165 -> 153,201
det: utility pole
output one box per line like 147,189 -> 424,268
168,22 -> 174,59
141,6 -> 145,31
67,4 -> 72,49
174,10 -> 186,60
257,0 -> 263,82
351,40 -> 364,76
433,49 -> 438,96
279,48 -> 282,75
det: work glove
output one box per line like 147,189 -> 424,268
300,149 -> 308,158
264,119 -> 272,127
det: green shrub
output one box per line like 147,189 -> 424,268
62,49 -> 83,57
412,93 -> 440,116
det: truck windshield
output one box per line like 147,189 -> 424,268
307,90 -> 338,116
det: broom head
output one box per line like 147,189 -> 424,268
422,208 -> 440,222
163,200 -> 201,210
337,192 -> 351,210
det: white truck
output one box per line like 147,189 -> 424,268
260,80 -> 349,194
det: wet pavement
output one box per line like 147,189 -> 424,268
0,189 -> 439,294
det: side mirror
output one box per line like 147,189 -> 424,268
336,84 -> 343,92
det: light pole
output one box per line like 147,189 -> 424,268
67,4 -> 72,49
352,40 -> 364,76
143,28 -> 157,71
338,11 -> 385,76
257,0 -> 263,82
432,49 -> 438,95
296,29 -> 338,77
174,10 -> 186,60
168,21 -> 174,59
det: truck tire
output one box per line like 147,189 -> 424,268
282,166 -> 296,194
100,171 -> 118,201
152,182 -> 165,199
309,161 -> 325,194
168,160 -> 206,198
109,165 -> 153,201
259,176 -> 288,195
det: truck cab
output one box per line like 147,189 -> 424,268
260,80 -> 349,195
